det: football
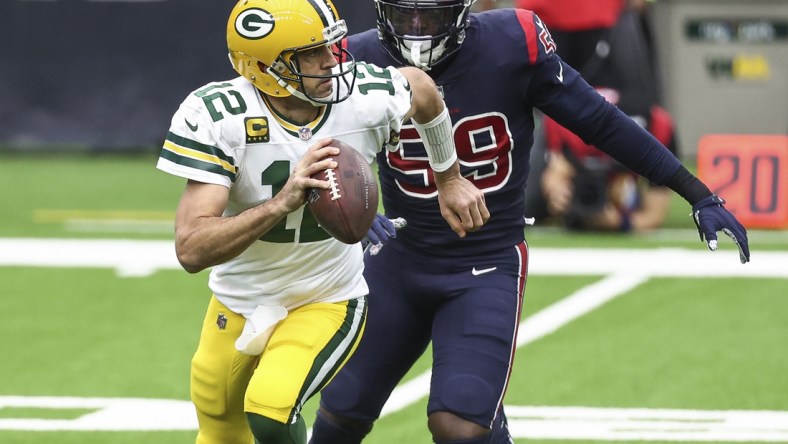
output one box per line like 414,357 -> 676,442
308,139 -> 378,244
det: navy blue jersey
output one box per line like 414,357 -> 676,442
346,8 -> 681,256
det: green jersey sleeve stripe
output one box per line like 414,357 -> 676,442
160,149 -> 237,182
165,131 -> 236,165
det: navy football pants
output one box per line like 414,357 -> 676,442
318,239 -> 528,429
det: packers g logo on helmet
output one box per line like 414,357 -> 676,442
235,8 -> 274,40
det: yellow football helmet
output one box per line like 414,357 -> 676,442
227,0 -> 356,104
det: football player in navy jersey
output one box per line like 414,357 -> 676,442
312,1 -> 750,443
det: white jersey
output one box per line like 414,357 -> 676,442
157,62 -> 412,317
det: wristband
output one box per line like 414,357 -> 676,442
411,106 -> 457,172
664,165 -> 712,205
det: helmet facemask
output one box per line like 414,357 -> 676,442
267,22 -> 357,105
375,0 -> 474,71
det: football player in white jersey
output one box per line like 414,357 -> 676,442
156,0 -> 489,443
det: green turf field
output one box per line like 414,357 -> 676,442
1,154 -> 787,443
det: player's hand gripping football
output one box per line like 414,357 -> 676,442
692,194 -> 750,264
272,139 -> 338,214
433,164 -> 490,237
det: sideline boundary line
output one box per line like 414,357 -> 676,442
3,397 -> 787,441
1,238 -> 786,278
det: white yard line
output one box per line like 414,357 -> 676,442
3,400 -> 788,441
530,247 -> 788,278
0,396 -> 196,431
0,238 -> 178,277
515,272 -> 648,347
2,238 -> 787,440
2,238 -> 786,278
507,406 -> 788,442
530,228 -> 788,246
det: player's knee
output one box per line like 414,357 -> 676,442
191,386 -> 249,442
429,411 -> 490,443
428,374 -> 500,441
190,353 -> 227,417
428,409 -> 511,444
320,368 -> 370,413
191,350 -> 255,443
247,412 -> 306,444
309,407 -> 373,444
436,374 -> 497,420
248,370 -> 300,411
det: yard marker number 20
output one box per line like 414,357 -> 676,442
698,134 -> 788,228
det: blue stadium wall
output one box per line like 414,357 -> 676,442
0,0 -> 377,153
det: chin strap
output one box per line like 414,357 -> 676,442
407,41 -> 430,70
402,35 -> 454,71
266,67 -> 329,107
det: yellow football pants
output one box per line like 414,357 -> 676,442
190,295 -> 366,444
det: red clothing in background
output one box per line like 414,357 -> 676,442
515,0 -> 625,30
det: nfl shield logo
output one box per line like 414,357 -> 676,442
216,313 -> 228,330
299,126 -> 312,141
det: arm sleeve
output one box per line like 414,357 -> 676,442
531,53 -> 682,186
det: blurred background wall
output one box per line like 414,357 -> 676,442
0,0 -> 377,153
0,1 -> 234,152
652,0 -> 788,155
0,0 -> 785,155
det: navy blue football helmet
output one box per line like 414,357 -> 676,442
375,0 -> 475,70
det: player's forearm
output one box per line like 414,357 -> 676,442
175,202 -> 289,273
432,161 -> 463,186
551,82 -> 681,186
400,66 -> 444,124
401,67 -> 458,172
663,164 -> 712,206
573,104 -> 711,206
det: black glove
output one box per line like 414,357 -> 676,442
692,195 -> 750,264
